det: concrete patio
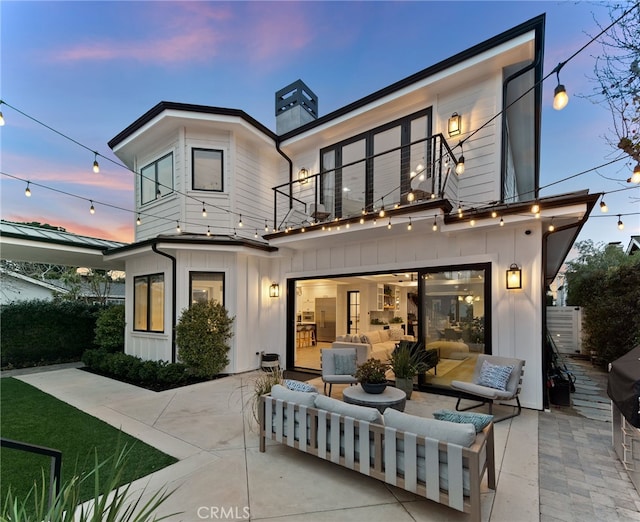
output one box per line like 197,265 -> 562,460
13,368 -> 538,521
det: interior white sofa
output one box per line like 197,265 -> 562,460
426,340 -> 470,360
260,384 -> 496,522
332,328 -> 415,363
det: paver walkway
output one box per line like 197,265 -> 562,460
539,356 -> 640,522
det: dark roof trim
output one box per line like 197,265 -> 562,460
108,102 -> 278,150
103,234 -> 278,256
278,14 -> 546,142
443,191 -> 599,225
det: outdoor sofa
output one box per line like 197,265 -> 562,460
259,384 -> 496,522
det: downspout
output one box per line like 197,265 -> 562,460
152,242 -> 177,363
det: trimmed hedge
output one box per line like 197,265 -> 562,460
1,300 -> 101,368
81,349 -> 202,391
94,304 -> 125,352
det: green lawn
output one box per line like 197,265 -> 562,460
0,377 -> 177,510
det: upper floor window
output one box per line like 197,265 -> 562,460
192,148 -> 223,192
141,153 -> 173,204
134,273 -> 164,332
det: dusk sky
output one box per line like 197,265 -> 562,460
1,1 -> 638,252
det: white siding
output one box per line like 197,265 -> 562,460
279,221 -> 545,410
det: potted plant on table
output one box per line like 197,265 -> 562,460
355,358 -> 389,394
388,344 -> 429,400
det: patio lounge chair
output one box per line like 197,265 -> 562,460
321,348 -> 358,397
451,354 -> 525,422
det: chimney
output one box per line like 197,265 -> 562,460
275,79 -> 318,134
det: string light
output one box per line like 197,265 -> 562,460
92,153 -> 100,174
176,221 -> 181,233
0,110 -> 5,126
202,204 -> 207,217
238,214 -> 243,227
469,218 -> 476,226
552,62 -> 569,110
499,217 -> 505,226
407,218 -> 412,231
379,197 -> 385,218
531,202 -> 540,214
432,216 -> 438,231
264,220 -> 269,232
457,204 -> 463,217
617,215 -> 624,230
136,214 -> 141,225
630,163 -> 640,184
548,219 -> 555,232
387,218 -> 392,229
600,198 -> 608,212
89,200 -> 95,214
455,143 -> 465,175
207,226 -> 211,236
491,210 -> 498,218
254,229 -> 258,238
24,182 -> 31,197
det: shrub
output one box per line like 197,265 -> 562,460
94,305 -> 125,352
1,300 -> 101,368
81,349 -> 196,390
176,301 -> 235,379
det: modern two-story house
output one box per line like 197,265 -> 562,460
104,14 -> 598,411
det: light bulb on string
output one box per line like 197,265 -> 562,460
617,215 -> 624,230
455,143 -> 465,175
254,229 -> 258,238
92,153 -> 100,174
600,198 -> 608,212
202,204 -> 207,217
264,220 -> 269,232
499,217 -> 505,227
630,163 -> 640,184
207,226 -> 211,237
407,218 -> 412,231
387,218 -> 392,230
0,110 -> 5,126
548,219 -> 555,232
379,198 -> 385,218
176,221 -> 181,233
432,216 -> 438,231
552,64 -> 569,110
457,204 -> 463,217
136,214 -> 141,226
89,200 -> 95,214
24,182 -> 31,197
238,214 -> 243,227
531,202 -> 540,214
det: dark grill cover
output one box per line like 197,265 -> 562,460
607,345 -> 640,428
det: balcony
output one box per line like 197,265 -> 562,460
269,134 -> 460,236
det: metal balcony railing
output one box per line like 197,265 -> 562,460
272,133 -> 460,231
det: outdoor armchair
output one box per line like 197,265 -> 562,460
321,348 -> 358,397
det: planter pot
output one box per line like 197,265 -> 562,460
361,381 -> 387,394
394,377 -> 414,400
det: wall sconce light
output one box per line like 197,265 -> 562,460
298,168 -> 309,184
448,112 -> 461,137
506,263 -> 522,290
269,282 -> 280,298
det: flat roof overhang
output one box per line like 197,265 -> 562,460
0,234 -> 126,270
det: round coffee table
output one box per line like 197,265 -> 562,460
342,385 -> 406,413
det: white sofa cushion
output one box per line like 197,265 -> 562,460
315,394 -> 383,424
384,408 -> 476,447
271,384 -> 317,407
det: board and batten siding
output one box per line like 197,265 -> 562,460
125,251 -> 173,362
281,220 -> 545,410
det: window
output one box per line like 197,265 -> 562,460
192,148 -> 223,191
134,274 -> 164,332
141,153 -> 173,204
190,272 -> 224,306
320,108 -> 432,217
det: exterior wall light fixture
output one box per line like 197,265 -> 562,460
269,282 -> 280,298
506,264 -> 522,290
448,112 -> 461,137
298,168 -> 309,184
